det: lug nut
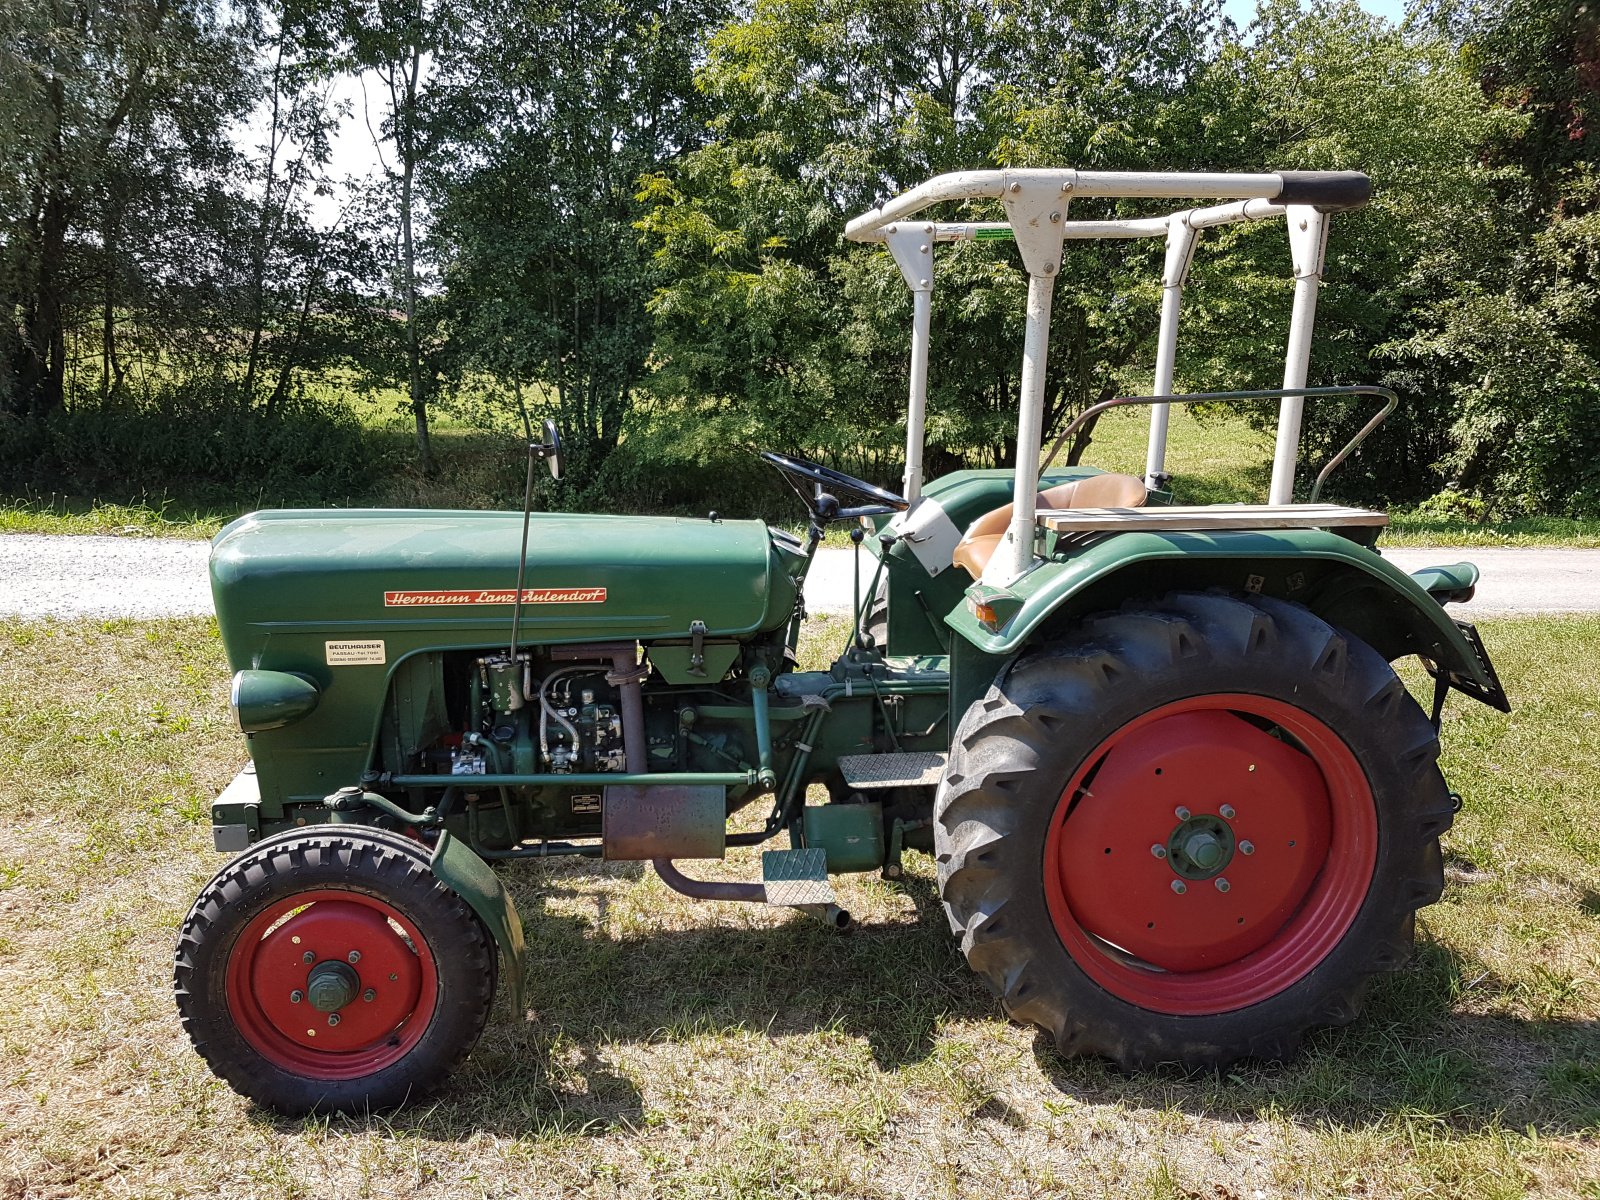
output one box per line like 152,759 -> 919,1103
289,990 -> 304,1004
363,989 -> 376,1003
1171,880 -> 1187,895
1220,804 -> 1236,819
347,950 -> 361,964
1174,806 -> 1191,821
327,1014 -> 341,1027
1240,841 -> 1255,855
302,951 -> 315,964
1215,877 -> 1231,893
1150,844 -> 1168,859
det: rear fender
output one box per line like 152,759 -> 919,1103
945,529 -> 1496,697
430,831 -> 526,1014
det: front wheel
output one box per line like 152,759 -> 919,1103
175,826 -> 496,1113
936,592 -> 1454,1067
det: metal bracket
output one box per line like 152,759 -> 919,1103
1285,204 -> 1329,281
884,223 -> 935,292
1000,171 -> 1072,278
686,620 -> 707,677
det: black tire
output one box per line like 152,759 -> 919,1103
864,575 -> 889,648
936,591 -> 1453,1068
175,825 -> 496,1114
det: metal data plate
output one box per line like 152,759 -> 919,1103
603,785 -> 726,861
838,751 -> 948,790
762,848 -> 834,907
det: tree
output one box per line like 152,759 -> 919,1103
640,0 -> 1230,487
1154,0 -> 1515,502
236,0 -> 346,405
426,0 -> 727,483
0,0 -> 255,416
340,0 -> 449,474
1402,0 -> 1600,513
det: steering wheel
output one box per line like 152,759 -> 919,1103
759,451 -> 909,524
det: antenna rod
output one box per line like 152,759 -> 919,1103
508,383 -> 537,662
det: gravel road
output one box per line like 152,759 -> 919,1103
1,533 -> 1596,620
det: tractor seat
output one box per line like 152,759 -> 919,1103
953,473 -> 1148,579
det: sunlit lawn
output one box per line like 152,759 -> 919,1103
0,613 -> 1596,1197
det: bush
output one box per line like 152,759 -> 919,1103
0,384 -> 381,507
1413,488 -> 1490,523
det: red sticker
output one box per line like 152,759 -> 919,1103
383,587 -> 607,607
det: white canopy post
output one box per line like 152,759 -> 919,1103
884,223 -> 936,504
985,173 -> 1071,585
1269,205 -> 1330,505
1144,213 -> 1200,486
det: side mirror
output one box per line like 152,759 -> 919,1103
539,419 -> 563,480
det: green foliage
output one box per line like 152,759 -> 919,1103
1402,0 -> 1600,514
639,0 -> 1230,486
424,0 -> 729,480
0,0 -> 257,415
0,384 -> 375,504
1,0 -> 1596,520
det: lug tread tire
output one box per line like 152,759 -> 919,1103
936,591 -> 1451,1070
175,825 -> 495,1114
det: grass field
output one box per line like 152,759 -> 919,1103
0,613 -> 1597,1197
5,406 -> 1599,547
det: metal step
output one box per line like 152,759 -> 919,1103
762,848 -> 833,907
838,751 -> 947,790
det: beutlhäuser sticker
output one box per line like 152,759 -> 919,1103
326,639 -> 386,666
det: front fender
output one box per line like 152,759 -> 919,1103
430,831 -> 526,1014
946,529 -> 1495,693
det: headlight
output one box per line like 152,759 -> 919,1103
231,670 -> 320,733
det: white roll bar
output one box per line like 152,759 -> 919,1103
850,169 -> 1369,585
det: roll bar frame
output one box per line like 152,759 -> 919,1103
847,168 -> 1372,586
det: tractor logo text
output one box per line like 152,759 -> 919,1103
383,587 -> 607,607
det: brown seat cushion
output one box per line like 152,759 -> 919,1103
952,473 -> 1148,579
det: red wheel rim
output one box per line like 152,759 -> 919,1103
225,889 -> 438,1079
1042,694 -> 1377,1015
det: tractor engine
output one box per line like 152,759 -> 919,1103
398,642 -> 759,849
445,653 -> 629,777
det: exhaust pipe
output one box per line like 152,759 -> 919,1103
652,860 -> 852,931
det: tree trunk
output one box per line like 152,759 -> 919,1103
14,73 -> 71,418
399,51 -> 433,476
23,184 -> 71,417
1063,410 -> 1103,467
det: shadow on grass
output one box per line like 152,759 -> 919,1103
260,862 -> 1600,1141
1027,938 -> 1600,1136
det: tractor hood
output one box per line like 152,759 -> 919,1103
210,509 -> 798,668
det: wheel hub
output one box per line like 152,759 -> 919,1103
305,960 -> 359,1012
1166,814 -> 1235,880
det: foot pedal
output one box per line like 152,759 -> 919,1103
761,848 -> 833,907
838,751 -> 947,790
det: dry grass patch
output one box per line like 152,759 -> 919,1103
0,614 -> 1597,1198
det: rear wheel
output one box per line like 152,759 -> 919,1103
936,592 -> 1453,1067
175,826 -> 495,1113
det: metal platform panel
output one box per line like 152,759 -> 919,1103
838,751 -> 948,790
1037,502 -> 1387,533
762,848 -> 834,907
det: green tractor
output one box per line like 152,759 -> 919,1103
176,168 -> 1509,1114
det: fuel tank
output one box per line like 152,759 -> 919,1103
210,508 -> 799,671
